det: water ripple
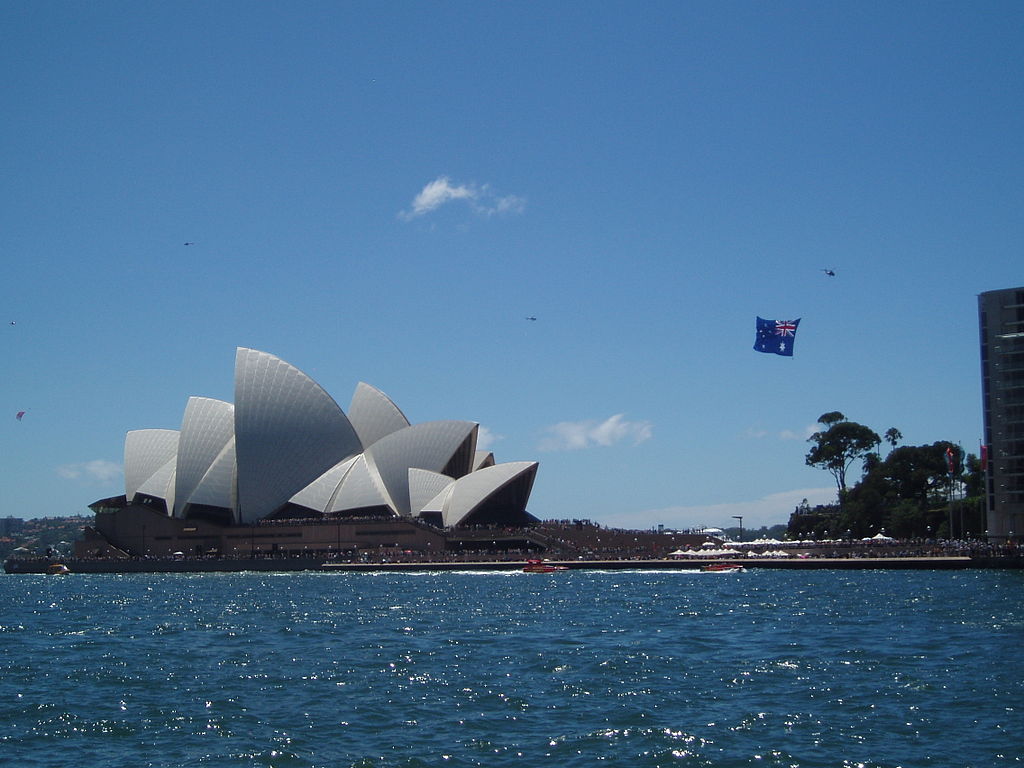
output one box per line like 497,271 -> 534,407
1,569 -> 1021,767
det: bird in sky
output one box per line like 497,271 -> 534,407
822,269 -> 836,276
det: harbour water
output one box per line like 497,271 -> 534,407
1,568 -> 1021,767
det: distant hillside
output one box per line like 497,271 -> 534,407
0,516 -> 90,560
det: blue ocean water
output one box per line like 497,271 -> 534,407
1,569 -> 1021,768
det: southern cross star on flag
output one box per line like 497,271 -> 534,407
754,317 -> 801,357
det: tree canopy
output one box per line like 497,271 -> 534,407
805,413 -> 881,492
791,411 -> 983,540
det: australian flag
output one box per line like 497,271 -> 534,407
754,317 -> 800,357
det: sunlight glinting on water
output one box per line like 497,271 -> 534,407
1,569 -> 1021,767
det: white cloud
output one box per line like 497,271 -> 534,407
539,414 -> 652,452
490,193 -> 526,216
779,424 -> 818,441
56,459 -> 122,484
476,425 -> 503,451
401,176 -> 476,219
745,423 -> 817,441
606,487 -> 837,531
399,176 -> 525,220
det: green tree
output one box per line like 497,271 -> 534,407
842,441 -> 969,538
876,442 -> 958,508
886,499 -> 930,539
805,412 -> 882,493
786,501 -> 840,540
884,427 -> 902,452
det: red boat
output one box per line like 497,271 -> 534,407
700,562 -> 745,573
523,558 -> 568,573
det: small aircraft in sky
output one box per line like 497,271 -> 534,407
525,316 -> 537,321
822,268 -> 836,277
184,242 -> 195,246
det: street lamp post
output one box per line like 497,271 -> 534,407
732,516 -> 743,543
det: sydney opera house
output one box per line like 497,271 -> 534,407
81,348 -> 540,560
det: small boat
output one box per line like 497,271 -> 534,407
46,563 -> 71,575
700,562 -> 745,573
523,558 -> 568,573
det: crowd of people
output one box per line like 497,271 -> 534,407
784,536 -> 1019,560
8,518 -> 1022,567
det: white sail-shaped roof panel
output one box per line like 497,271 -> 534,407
173,397 -> 234,517
184,438 -> 237,518
363,421 -> 477,517
421,483 -> 455,517
164,464 -> 177,517
328,455 -> 391,514
234,348 -> 363,523
441,461 -> 538,528
473,451 -> 495,471
348,382 -> 411,450
291,456 -> 358,513
124,429 -> 179,503
408,468 -> 455,516
135,455 -> 177,508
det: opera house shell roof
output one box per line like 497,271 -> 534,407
118,348 -> 539,528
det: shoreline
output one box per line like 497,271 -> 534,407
6,554 -> 1021,574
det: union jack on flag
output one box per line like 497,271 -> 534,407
753,317 -> 801,357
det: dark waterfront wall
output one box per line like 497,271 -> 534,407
79,505 -> 448,559
73,509 -> 710,562
9,555 -> 1022,575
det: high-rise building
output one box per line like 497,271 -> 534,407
979,286 -> 1024,541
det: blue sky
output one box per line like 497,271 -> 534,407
2,2 -> 1022,529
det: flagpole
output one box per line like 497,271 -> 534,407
946,447 -> 955,539
948,463 -> 955,540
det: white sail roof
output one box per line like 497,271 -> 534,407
438,461 -> 538,528
135,456 -> 177,510
173,397 -> 234,518
290,456 -> 358,514
328,455 -> 391,514
183,438 -> 237,518
363,421 -> 477,517
472,451 -> 495,471
408,468 -> 455,516
348,382 -> 410,450
233,348 -> 362,523
124,429 -> 179,503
